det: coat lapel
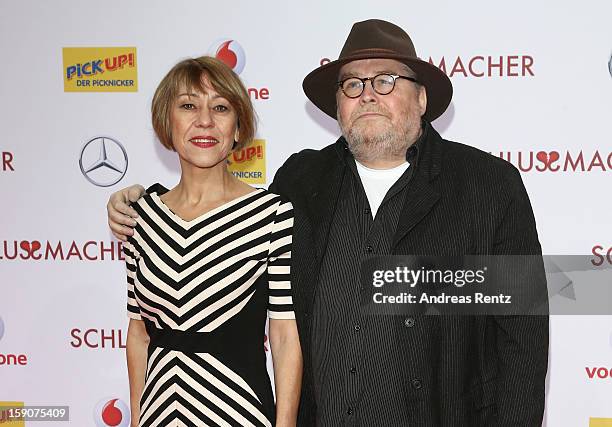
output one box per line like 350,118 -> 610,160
391,172 -> 440,249
308,140 -> 346,262
392,124 -> 443,249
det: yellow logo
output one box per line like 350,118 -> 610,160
228,139 -> 266,184
591,418 -> 612,427
63,47 -> 137,92
0,402 -> 25,426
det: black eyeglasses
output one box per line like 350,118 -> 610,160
337,73 -> 419,98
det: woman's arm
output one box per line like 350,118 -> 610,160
269,318 -> 302,427
126,318 -> 150,427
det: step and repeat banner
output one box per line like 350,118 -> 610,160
1,0 -> 611,425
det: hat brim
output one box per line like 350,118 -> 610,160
302,52 -> 453,122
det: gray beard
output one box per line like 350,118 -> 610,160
344,127 -> 411,164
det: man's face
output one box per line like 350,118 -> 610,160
336,58 -> 427,167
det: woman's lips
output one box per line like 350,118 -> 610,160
190,137 -> 219,148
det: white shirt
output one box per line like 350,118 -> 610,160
355,160 -> 410,217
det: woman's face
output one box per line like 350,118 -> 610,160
170,75 -> 238,170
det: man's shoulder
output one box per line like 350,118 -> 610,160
276,142 -> 340,180
269,141 -> 342,202
287,142 -> 339,164
439,137 -> 518,180
435,136 -> 527,199
442,138 -> 509,168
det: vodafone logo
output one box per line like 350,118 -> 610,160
208,38 -> 270,101
0,318 -> 28,366
94,398 -> 130,427
586,367 -> 612,379
208,39 -> 246,74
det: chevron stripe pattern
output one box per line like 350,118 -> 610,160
123,188 -> 294,426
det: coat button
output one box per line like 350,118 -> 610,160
404,317 -> 415,328
365,245 -> 374,254
411,378 -> 423,390
353,324 -> 361,332
350,366 -> 357,374
347,407 -> 353,415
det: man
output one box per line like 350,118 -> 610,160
109,19 -> 548,426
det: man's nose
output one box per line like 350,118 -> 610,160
359,79 -> 379,104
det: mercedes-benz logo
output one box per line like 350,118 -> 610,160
79,136 -> 128,187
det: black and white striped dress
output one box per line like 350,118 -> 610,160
123,186 -> 294,427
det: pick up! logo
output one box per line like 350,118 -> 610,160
0,402 -> 25,426
227,139 -> 266,184
63,47 -> 138,92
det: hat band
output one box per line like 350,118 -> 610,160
341,47 -> 413,59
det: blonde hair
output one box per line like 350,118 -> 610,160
151,56 -> 256,151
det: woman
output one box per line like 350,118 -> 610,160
124,56 -> 302,427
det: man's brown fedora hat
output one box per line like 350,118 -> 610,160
303,19 -> 453,122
